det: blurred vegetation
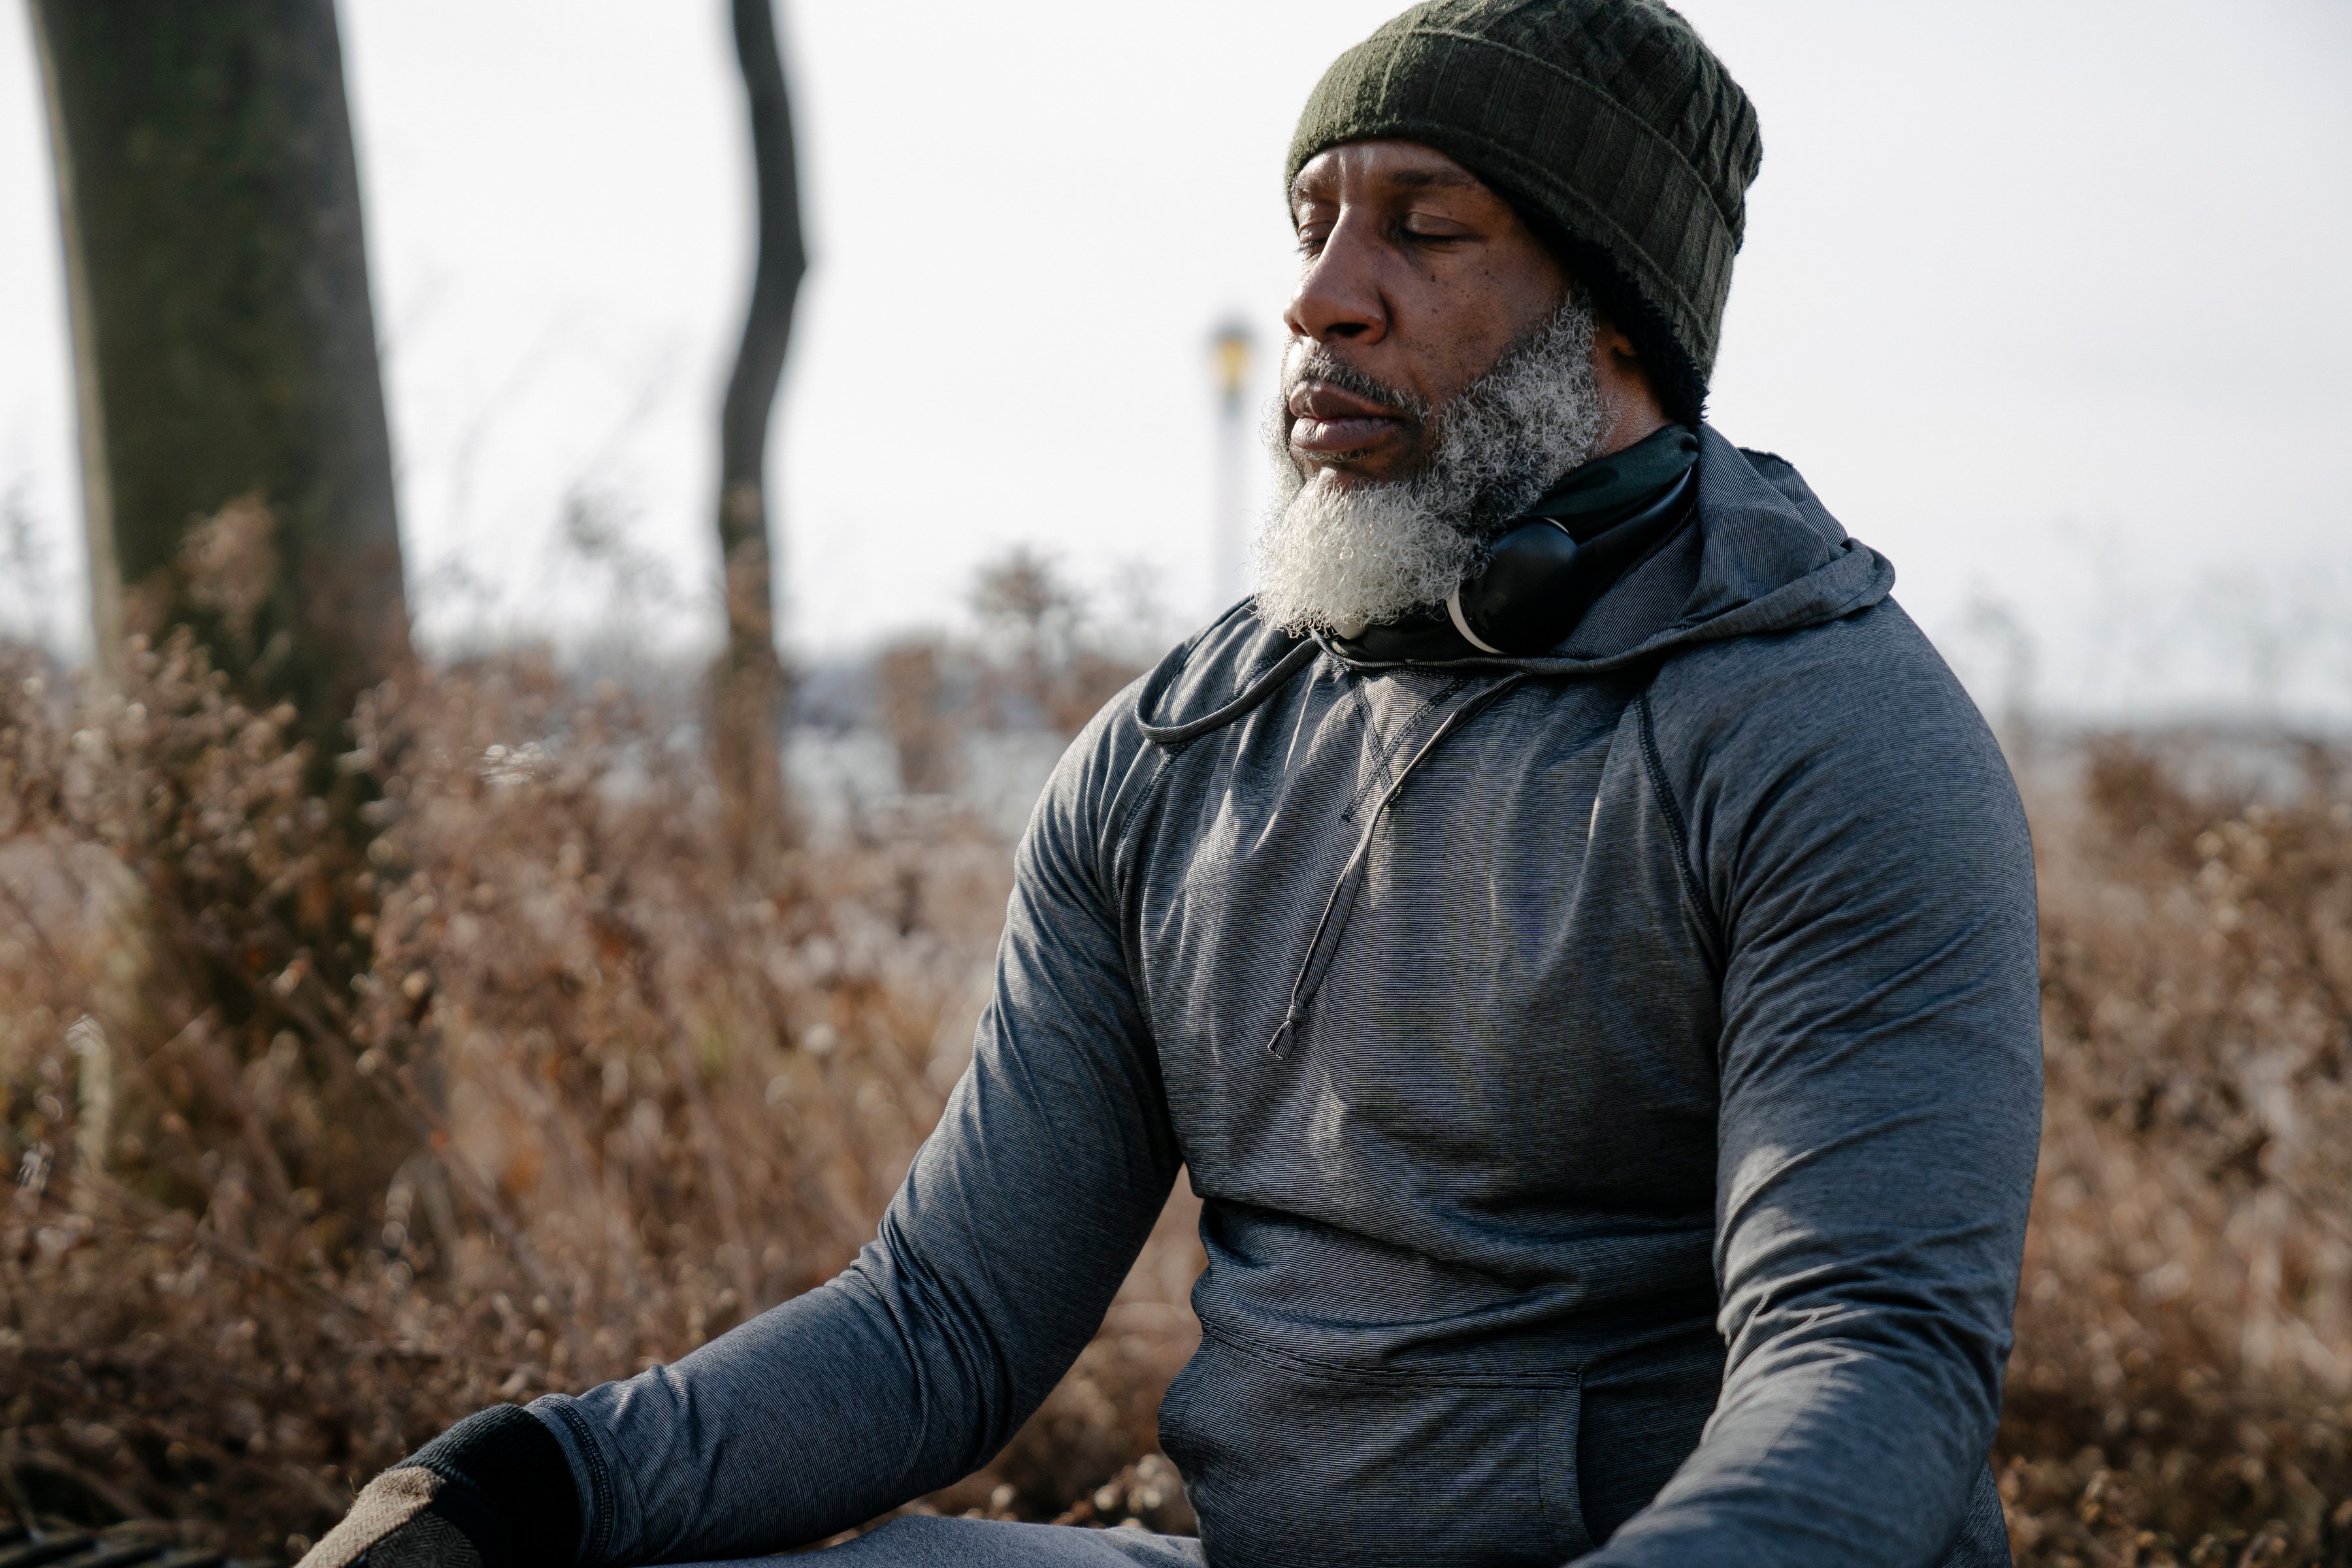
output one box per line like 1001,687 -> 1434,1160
2002,740 -> 2352,1566
5,547 -> 2352,1563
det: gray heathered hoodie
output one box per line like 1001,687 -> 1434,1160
531,427 -> 2042,1568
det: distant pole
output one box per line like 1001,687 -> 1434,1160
1209,319 -> 1253,611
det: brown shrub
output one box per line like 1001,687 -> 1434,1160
875,639 -> 958,795
0,632 -> 1196,1555
2003,737 -> 2352,1567
968,547 -> 1145,738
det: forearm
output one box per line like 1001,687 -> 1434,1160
534,1125 -> 1177,1564
303,1242 -> 1009,1568
534,722 -> 1181,1565
1583,1319 -> 2002,1566
531,1254 -> 953,1565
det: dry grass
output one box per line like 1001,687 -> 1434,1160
4,625 -> 2351,1564
2004,736 -> 2352,1567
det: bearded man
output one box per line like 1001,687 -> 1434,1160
305,3 -> 2040,1565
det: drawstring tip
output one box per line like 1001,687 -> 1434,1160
1267,1021 -> 1296,1060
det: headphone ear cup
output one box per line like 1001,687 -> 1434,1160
1452,521 -> 1590,655
1450,466 -> 1699,657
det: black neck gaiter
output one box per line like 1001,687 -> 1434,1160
1330,423 -> 1699,662
1522,422 -> 1699,542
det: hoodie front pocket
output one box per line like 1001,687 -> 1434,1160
1159,1325 -> 1586,1568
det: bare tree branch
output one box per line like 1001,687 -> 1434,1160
711,0 -> 807,858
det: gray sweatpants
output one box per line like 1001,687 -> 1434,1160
686,1518 -> 1207,1565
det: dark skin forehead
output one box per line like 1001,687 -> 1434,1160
1292,159 -> 1486,203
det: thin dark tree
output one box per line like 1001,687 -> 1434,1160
29,0 -> 411,746
712,0 -> 808,857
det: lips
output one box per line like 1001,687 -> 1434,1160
1287,382 -> 1411,457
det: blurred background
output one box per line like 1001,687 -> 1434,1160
4,0 -> 2349,712
2,3 -> 2351,1566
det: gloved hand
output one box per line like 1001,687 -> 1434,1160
299,1405 -> 581,1568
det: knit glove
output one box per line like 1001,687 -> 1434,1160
299,1405 -> 581,1568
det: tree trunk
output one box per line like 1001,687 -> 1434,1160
29,0 -> 410,747
711,0 -> 807,859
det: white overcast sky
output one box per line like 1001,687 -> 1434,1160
3,1 -> 2349,719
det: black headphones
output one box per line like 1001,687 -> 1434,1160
1442,465 -> 1695,655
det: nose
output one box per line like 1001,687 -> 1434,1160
1283,212 -> 1388,348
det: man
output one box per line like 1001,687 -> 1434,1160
306,2 -> 2040,1565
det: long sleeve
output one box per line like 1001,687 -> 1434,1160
531,723 -> 1183,1566
1588,610 -> 2042,1567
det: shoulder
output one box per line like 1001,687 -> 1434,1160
1642,599 -> 2029,876
1651,596 -> 1997,774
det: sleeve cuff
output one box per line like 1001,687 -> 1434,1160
405,1403 -> 584,1568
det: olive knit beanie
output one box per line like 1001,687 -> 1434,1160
1288,0 -> 1761,425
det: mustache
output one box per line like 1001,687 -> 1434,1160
1279,346 -> 1431,421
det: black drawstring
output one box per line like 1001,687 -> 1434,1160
1136,638 -> 1320,747
1266,674 -> 1531,1060
1131,630 -> 1533,1062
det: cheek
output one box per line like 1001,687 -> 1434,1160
1397,308 -> 1519,404
1414,275 -> 1559,395
1370,237 -> 1565,404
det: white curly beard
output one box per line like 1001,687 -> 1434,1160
1250,299 -> 1610,637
